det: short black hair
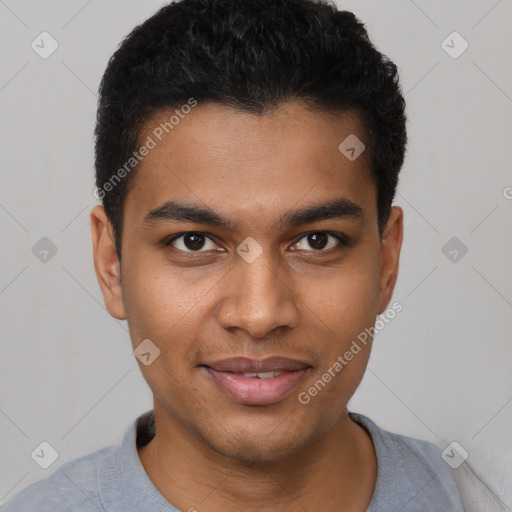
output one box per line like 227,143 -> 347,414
94,0 -> 407,259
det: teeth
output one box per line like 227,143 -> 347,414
241,371 -> 284,378
257,371 -> 280,379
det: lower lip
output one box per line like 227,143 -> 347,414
204,368 -> 308,405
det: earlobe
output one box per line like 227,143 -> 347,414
90,205 -> 126,320
377,206 -> 403,315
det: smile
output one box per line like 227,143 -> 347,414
200,357 -> 311,405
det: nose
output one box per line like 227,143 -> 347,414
217,251 -> 300,339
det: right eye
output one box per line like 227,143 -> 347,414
165,232 -> 222,253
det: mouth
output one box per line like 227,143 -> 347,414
200,357 -> 312,405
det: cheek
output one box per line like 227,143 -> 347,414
121,258 -> 217,406
297,275 -> 377,419
296,246 -> 380,401
121,263 -> 208,409
302,248 -> 381,337
122,258 -> 212,342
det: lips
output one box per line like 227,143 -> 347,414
204,357 -> 310,373
201,357 -> 311,405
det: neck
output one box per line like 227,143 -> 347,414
137,404 -> 377,512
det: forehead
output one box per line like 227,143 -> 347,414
124,101 -> 376,229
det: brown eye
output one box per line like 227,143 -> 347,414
167,232 -> 218,252
307,233 -> 328,250
293,232 -> 346,252
183,233 -> 206,250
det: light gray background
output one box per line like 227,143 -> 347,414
1,1 -> 511,510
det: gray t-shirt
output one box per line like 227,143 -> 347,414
1,410 -> 465,511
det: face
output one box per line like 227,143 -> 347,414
91,101 -> 403,462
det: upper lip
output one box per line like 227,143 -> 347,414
202,357 -> 311,373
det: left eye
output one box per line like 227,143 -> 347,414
293,232 -> 344,252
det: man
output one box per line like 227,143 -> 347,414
2,0 -> 466,510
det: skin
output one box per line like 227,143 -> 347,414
91,101 -> 403,512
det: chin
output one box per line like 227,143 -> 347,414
200,418 -> 320,463
211,437 -> 305,463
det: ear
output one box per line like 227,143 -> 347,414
90,205 -> 126,320
377,206 -> 403,315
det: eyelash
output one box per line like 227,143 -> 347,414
164,231 -> 348,254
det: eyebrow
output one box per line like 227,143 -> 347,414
142,197 -> 365,230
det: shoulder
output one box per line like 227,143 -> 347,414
379,422 -> 453,478
1,444 -> 118,512
349,412 -> 466,511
